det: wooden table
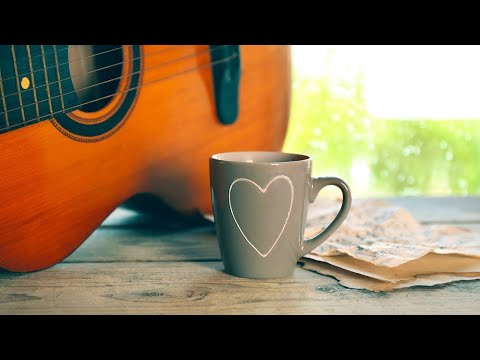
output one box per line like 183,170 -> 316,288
1,196 -> 479,314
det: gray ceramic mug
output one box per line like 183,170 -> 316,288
209,151 -> 352,279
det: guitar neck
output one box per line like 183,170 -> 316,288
0,45 -> 81,134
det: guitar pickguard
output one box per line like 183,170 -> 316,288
209,45 -> 241,125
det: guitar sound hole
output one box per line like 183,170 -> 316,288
68,45 -> 123,113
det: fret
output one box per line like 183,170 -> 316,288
55,45 -> 80,112
26,45 -> 40,118
40,45 -> 54,115
53,46 -> 65,111
0,45 -> 82,134
0,67 -> 9,127
29,45 -> 52,120
11,45 -> 26,122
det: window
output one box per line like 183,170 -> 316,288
284,45 -> 480,196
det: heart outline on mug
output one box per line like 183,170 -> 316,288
228,175 -> 294,258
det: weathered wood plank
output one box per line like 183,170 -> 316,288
66,197 -> 480,263
101,207 -> 212,229
103,196 -> 480,230
0,262 -> 479,314
2,196 -> 478,314
65,223 -> 480,263
102,196 -> 480,230
65,226 -> 220,263
387,196 -> 480,223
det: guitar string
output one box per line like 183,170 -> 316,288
0,53 -> 238,132
0,45 -> 178,82
0,45 -> 224,117
26,45 -> 40,118
0,46 -> 123,83
0,67 -> 9,126
0,45 -> 214,103
0,45 -> 226,116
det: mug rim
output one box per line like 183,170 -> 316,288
210,151 -> 311,165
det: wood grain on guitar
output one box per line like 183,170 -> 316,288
0,45 -> 291,272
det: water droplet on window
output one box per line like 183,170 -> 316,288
309,140 -> 321,149
309,140 -> 328,151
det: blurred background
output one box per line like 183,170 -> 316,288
284,45 -> 480,198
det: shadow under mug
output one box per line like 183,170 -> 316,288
210,151 -> 352,279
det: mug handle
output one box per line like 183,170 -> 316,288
301,177 -> 352,256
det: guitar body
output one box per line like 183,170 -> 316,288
0,45 -> 291,272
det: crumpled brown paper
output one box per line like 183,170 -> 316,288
301,258 -> 480,292
301,199 -> 480,292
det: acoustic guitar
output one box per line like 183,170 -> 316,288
0,45 -> 291,272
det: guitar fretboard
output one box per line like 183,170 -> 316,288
0,45 -> 79,134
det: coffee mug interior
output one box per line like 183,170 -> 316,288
212,151 -> 309,164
